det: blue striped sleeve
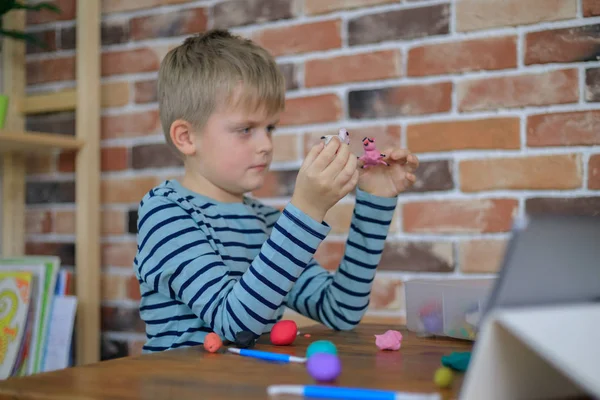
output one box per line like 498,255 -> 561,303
135,195 -> 330,341
285,188 -> 397,330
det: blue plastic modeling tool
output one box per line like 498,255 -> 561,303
227,348 -> 307,363
267,385 -> 441,400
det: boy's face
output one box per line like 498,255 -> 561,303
189,99 -> 279,202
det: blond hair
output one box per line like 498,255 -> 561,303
158,29 -> 286,152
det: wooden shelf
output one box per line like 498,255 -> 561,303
0,130 -> 84,153
2,0 -> 101,368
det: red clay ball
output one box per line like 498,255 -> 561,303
270,320 -> 298,346
203,332 -> 223,353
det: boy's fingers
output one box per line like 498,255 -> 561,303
323,139 -> 350,178
388,148 -> 410,162
303,141 -> 324,168
341,169 -> 359,194
311,137 -> 340,171
335,148 -> 358,185
404,154 -> 419,172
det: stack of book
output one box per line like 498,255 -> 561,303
0,256 -> 76,378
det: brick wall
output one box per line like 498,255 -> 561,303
17,0 -> 600,360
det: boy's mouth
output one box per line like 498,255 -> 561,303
250,163 -> 268,170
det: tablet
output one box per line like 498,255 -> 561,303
480,214 -> 600,323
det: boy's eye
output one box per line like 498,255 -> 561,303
266,125 -> 277,133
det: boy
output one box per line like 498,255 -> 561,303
133,29 -> 419,353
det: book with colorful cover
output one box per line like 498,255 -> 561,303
0,257 -> 60,374
0,271 -> 32,379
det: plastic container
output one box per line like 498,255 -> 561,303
405,278 -> 495,341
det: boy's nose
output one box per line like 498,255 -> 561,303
256,130 -> 273,153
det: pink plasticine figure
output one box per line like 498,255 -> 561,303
321,128 -> 350,145
358,137 -> 389,168
375,330 -> 403,351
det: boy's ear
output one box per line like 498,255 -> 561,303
169,119 -> 197,156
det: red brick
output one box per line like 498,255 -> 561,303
305,0 -> 398,15
26,181 -> 74,204
27,0 -> 76,24
101,210 -> 127,235
583,0 -> 600,16
101,110 -> 160,140
304,125 -> 401,158
26,211 -> 53,234
26,242 -> 74,266
460,154 -> 582,192
130,8 -> 207,41
127,275 -> 141,301
132,144 -> 182,169
527,111 -> 600,147
102,274 -> 125,302
26,30 -> 57,55
460,239 -> 508,273
252,19 -> 342,57
57,152 -> 75,173
406,160 -> 454,193
272,134 -> 300,163
128,341 -> 144,357
102,147 -> 129,171
279,64 -> 299,91
54,211 -> 75,234
379,241 -> 454,272
313,241 -> 344,271
407,118 -> 520,153
58,210 -> 126,236
54,210 -> 119,236
525,24 -> 600,65
456,0 -> 577,32
26,153 -> 55,175
589,154 -> 600,189
60,211 -> 125,236
213,0 -> 296,29
101,176 -> 158,204
369,278 -> 404,311
280,94 -> 342,126
102,274 -> 126,301
102,0 -> 193,13
58,147 -> 128,172
526,196 -> 600,216
27,112 -> 74,136
350,82 -> 452,118
403,199 -> 518,234
101,48 -> 159,77
26,57 -> 75,85
305,50 -> 401,87
324,203 -> 354,235
407,36 -> 517,77
134,80 -> 157,104
586,68 -> 600,102
348,4 -> 449,46
102,242 -> 137,268
458,69 -> 579,112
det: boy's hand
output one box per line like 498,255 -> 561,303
357,147 -> 419,198
291,138 -> 359,222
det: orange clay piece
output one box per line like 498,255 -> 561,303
203,332 -> 223,353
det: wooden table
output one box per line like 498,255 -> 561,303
0,324 -> 473,400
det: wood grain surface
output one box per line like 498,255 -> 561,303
0,324 -> 473,400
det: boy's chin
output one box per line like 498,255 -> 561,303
243,178 -> 268,195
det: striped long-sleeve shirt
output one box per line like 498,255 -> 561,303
133,179 -> 397,353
